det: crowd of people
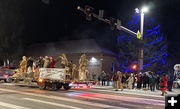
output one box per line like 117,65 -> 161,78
98,71 -> 174,96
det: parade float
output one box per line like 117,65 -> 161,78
9,54 -> 95,90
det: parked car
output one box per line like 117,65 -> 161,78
0,67 -> 15,82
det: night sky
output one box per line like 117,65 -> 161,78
22,0 -> 180,62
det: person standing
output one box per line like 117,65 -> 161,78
49,56 -> 55,68
160,73 -> 168,96
132,74 -> 137,89
167,71 -> 174,91
142,73 -> 147,89
43,56 -> 50,68
121,73 -> 127,91
127,73 -> 134,89
101,71 -> 106,86
136,73 -> 141,89
113,71 -> 122,91
106,73 -> 110,86
140,72 -> 143,89
156,74 -> 160,90
149,73 -> 156,91
112,73 -> 116,89
38,56 -> 44,68
146,74 -> 150,90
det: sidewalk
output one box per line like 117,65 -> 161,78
93,85 -> 180,98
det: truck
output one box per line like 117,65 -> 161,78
37,68 -> 71,90
9,67 -> 96,90
9,68 -> 71,91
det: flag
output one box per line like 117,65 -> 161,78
137,30 -> 141,39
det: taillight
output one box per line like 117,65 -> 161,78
3,74 -> 8,78
83,86 -> 87,89
74,86 -> 80,89
90,85 -> 94,88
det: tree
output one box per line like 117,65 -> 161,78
0,0 -> 24,64
117,14 -> 167,73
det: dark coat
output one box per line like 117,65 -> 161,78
149,76 -> 156,84
38,58 -> 44,68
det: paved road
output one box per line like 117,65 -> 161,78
0,83 -> 166,109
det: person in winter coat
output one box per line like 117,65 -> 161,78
106,73 -> 110,86
100,71 -> 106,86
132,74 -> 137,89
121,73 -> 127,90
167,71 -> 174,92
160,73 -> 168,96
112,73 -> 117,88
43,56 -> 50,68
49,56 -> 55,68
38,56 -> 44,68
142,73 -> 147,89
149,73 -> 156,91
113,71 -> 122,91
136,73 -> 141,89
156,74 -> 160,90
127,73 -> 134,89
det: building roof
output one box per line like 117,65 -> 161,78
25,39 -> 117,57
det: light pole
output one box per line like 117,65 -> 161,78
135,6 -> 148,72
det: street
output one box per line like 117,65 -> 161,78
0,82 -> 173,109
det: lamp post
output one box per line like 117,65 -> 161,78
135,6 -> 148,72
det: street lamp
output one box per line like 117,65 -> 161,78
135,6 -> 149,72
142,7 -> 149,13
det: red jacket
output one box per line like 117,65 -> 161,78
136,74 -> 140,82
49,58 -> 55,68
160,75 -> 167,91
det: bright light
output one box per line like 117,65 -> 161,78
132,64 -> 137,70
90,57 -> 97,63
142,6 -> 149,13
38,78 -> 44,83
135,8 -> 140,13
77,6 -> 81,10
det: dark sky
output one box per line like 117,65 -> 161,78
22,0 -> 180,61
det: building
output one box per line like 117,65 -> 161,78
25,39 -> 119,79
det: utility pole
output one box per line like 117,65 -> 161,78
135,7 -> 148,73
138,11 -> 144,73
